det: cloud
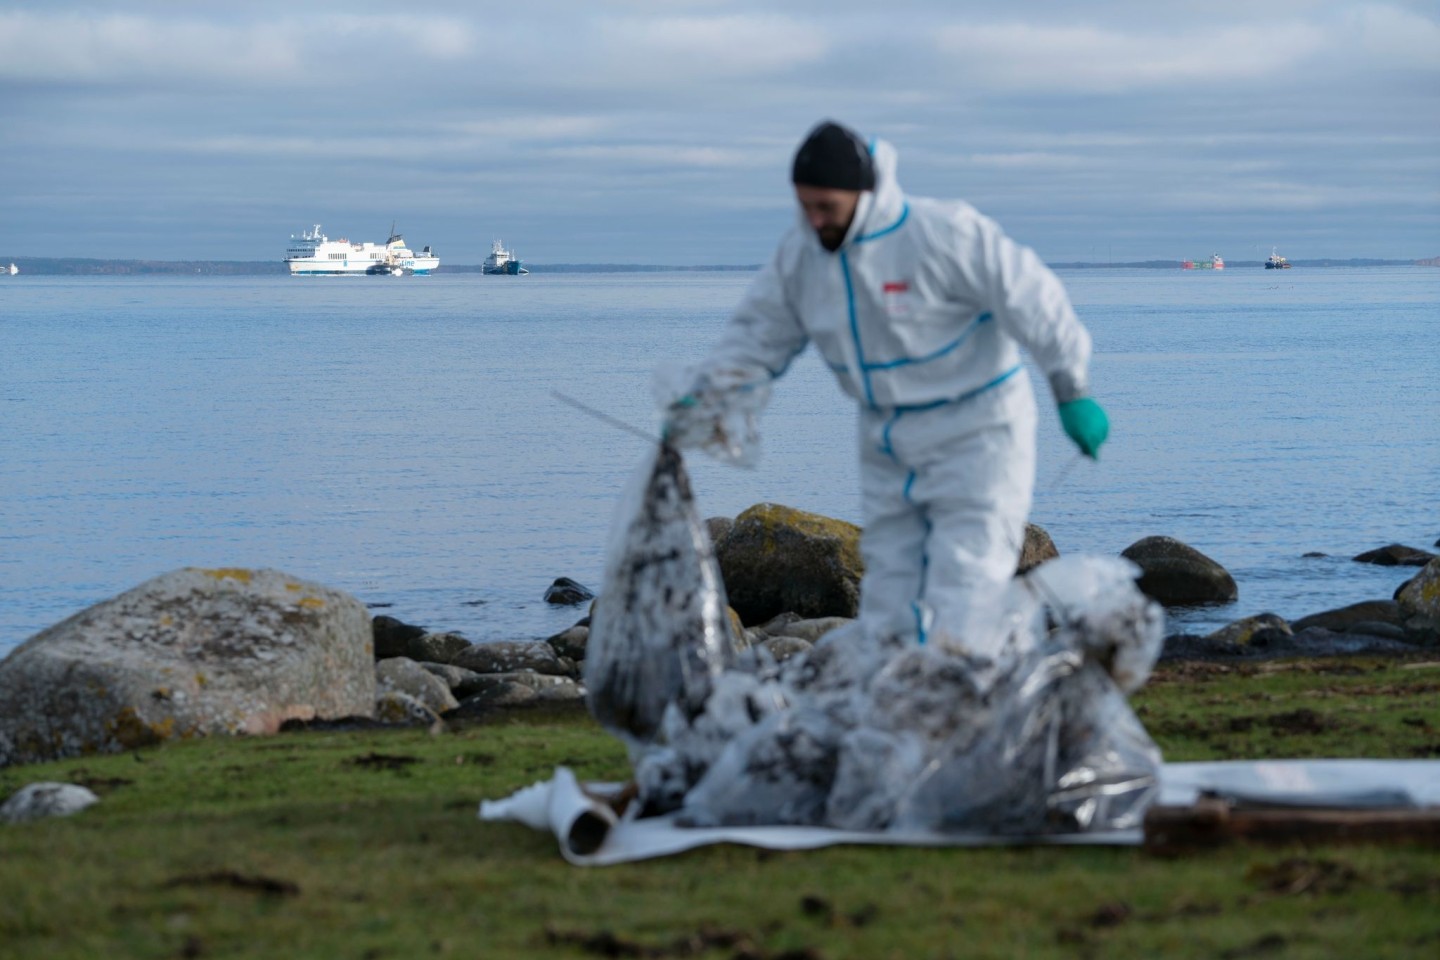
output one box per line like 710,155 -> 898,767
963,152 -> 1089,170
596,14 -> 830,81
544,143 -> 767,170
0,11 -> 474,88
934,19 -> 1327,93
1350,3 -> 1440,70
440,116 -> 611,142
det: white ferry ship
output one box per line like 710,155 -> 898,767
482,239 -> 527,275
285,225 -> 439,276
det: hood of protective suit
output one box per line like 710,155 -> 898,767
795,137 -> 906,253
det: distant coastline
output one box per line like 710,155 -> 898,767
0,256 -> 1433,276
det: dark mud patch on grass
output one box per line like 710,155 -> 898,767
1246,857 -> 1361,896
1148,708 -> 1344,741
61,768 -> 134,794
1220,933 -> 1289,959
164,870 -> 300,897
544,924 -> 824,959
347,752 -> 420,771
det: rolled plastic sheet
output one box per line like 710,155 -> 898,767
479,767 -> 620,864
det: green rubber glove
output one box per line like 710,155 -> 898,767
1058,397 -> 1109,459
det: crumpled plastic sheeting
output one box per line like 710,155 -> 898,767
583,443 -> 739,754
482,760 -> 1440,866
653,362 -> 771,468
632,555 -> 1167,836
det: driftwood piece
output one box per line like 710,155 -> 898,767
1144,795 -> 1440,854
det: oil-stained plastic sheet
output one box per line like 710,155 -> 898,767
653,362 -> 771,467
583,442 -> 738,755
629,555 -> 1168,835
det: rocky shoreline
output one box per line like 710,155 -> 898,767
1,503 -> 1436,777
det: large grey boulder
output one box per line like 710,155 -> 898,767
543,577 -> 595,605
372,615 -> 428,659
1396,558 -> 1440,618
1292,600 -> 1406,634
716,503 -> 863,625
1352,544 -> 1437,567
1120,536 -> 1238,606
1395,558 -> 1440,643
0,568 -> 375,768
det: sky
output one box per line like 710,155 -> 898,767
1,1 -> 1437,265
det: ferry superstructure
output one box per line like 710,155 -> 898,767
285,225 -> 439,276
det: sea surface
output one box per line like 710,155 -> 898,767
2,267 -> 1436,657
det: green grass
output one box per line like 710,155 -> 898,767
2,657 -> 1438,959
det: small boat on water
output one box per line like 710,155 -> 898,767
1265,248 -> 1292,269
5,263 -> 16,276
483,239 -> 528,275
285,224 -> 439,276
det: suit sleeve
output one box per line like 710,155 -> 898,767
701,247 -> 810,386
970,214 -> 1093,403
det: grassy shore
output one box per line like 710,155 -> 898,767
2,655 -> 1438,959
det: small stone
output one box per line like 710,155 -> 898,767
756,612 -> 803,635
763,635 -> 814,663
1,782 -> 99,823
773,617 -> 853,644
1017,523 -> 1059,575
374,691 -> 441,727
1201,613 -> 1291,648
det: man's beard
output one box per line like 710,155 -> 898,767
817,225 -> 846,251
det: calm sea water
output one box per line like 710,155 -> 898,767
2,267 -> 1436,657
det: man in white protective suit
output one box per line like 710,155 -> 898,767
666,120 -> 1109,659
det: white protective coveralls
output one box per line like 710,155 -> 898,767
689,138 -> 1093,658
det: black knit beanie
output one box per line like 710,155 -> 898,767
791,120 -> 875,191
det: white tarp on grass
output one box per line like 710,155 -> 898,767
480,760 -> 1440,866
